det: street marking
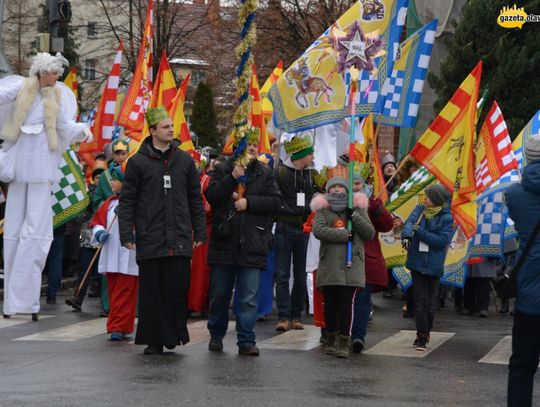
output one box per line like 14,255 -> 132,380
184,320 -> 235,346
479,336 -> 512,365
13,318 -> 107,342
258,325 -> 321,351
364,330 -> 455,358
0,315 -> 53,328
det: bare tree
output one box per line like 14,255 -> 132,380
2,0 -> 41,74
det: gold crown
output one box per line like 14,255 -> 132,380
284,134 -> 313,155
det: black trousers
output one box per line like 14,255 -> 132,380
322,286 -> 356,336
412,271 -> 440,334
508,310 -> 540,407
135,256 -> 191,347
463,277 -> 491,312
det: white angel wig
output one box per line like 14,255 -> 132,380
29,52 -> 68,77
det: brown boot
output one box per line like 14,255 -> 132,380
325,332 -> 338,355
335,335 -> 351,359
291,319 -> 304,330
275,319 -> 291,332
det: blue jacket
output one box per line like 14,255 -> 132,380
401,204 -> 454,277
504,161 -> 540,316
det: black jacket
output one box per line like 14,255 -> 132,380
205,157 -> 281,269
274,163 -> 319,226
118,137 -> 206,261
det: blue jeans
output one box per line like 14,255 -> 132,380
274,222 -> 309,320
46,230 -> 64,299
207,265 -> 261,347
351,284 -> 373,342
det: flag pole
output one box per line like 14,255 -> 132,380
346,74 -> 357,268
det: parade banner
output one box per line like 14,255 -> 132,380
410,62 -> 482,238
52,150 -> 89,228
375,19 -> 438,127
475,101 -> 518,193
268,0 -> 408,133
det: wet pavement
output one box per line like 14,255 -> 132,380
0,290 -> 536,407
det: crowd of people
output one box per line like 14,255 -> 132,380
1,52 -> 539,405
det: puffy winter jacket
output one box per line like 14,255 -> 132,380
401,204 -> 454,277
118,137 -> 206,261
205,157 -> 281,269
505,161 -> 540,316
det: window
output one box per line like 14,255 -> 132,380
191,70 -> 207,87
84,59 -> 96,80
87,22 -> 97,38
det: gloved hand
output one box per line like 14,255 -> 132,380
348,230 -> 355,242
83,127 -> 94,143
95,230 -> 109,244
401,238 -> 411,250
412,224 -> 420,232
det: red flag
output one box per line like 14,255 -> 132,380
116,0 -> 153,141
475,101 -> 519,192
151,51 -> 177,111
169,74 -> 194,151
79,41 -> 123,170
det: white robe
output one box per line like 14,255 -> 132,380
91,198 -> 138,277
1,77 -> 88,315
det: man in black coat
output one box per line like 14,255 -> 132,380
118,107 -> 206,355
205,133 -> 281,356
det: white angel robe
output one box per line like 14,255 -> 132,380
91,197 -> 138,277
0,76 -> 88,315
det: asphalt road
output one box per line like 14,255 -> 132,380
0,290 -> 535,407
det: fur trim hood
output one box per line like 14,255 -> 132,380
310,191 -> 369,212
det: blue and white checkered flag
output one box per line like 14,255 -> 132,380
373,20 -> 438,127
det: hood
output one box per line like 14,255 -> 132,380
282,156 -> 315,171
521,161 -> 540,196
310,192 -> 369,212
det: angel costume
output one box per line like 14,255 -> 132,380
0,53 -> 91,316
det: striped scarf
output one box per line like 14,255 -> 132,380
424,205 -> 443,220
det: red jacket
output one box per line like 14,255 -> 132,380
364,197 -> 394,291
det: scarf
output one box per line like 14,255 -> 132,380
424,205 -> 443,220
327,192 -> 348,212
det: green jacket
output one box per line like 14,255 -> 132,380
313,207 -> 375,288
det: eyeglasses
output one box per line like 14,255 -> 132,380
113,150 -> 127,155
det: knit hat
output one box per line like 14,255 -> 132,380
425,183 -> 451,206
146,107 -> 170,127
284,133 -> 314,161
326,176 -> 349,193
524,133 -> 540,164
29,52 -> 68,77
112,138 -> 129,153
